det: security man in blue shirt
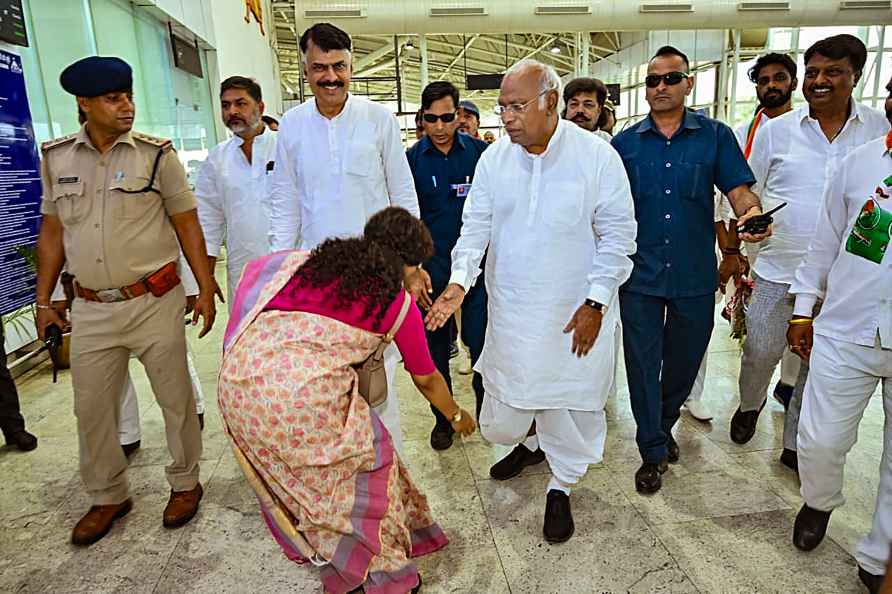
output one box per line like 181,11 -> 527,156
406,81 -> 488,451
612,46 -> 768,494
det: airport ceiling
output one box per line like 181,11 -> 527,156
271,2 -> 624,107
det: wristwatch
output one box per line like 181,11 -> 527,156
452,409 -> 463,424
584,299 -> 606,312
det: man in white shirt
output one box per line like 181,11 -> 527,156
195,76 -> 277,308
426,59 -> 637,543
730,35 -> 889,474
268,23 -> 421,454
786,76 -> 892,594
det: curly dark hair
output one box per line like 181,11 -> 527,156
289,207 -> 433,327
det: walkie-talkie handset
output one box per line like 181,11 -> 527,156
737,202 -> 787,235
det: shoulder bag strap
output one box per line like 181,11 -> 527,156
384,291 -> 412,343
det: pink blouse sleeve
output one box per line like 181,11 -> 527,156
393,299 -> 437,376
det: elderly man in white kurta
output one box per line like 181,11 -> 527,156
267,24 -> 420,455
427,60 -> 636,544
195,76 -> 277,308
787,108 -> 892,593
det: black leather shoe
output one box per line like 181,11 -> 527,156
489,444 -> 546,480
543,489 -> 574,543
667,434 -> 680,464
121,440 -> 141,458
429,424 -> 454,451
635,459 -> 668,494
4,430 -> 37,452
780,448 -> 798,473
793,504 -> 831,551
858,566 -> 884,594
730,399 -> 766,444
773,381 -> 793,410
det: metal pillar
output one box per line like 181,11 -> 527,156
579,32 -> 590,77
729,30 -> 741,126
716,30 -> 730,121
870,25 -> 886,109
420,34 -> 429,93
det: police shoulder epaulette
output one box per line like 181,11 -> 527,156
40,133 -> 77,153
132,132 -> 173,150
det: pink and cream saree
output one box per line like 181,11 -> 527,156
218,251 -> 447,594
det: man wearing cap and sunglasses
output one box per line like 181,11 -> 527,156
34,55 -> 218,545
612,45 -> 769,495
406,81 -> 489,451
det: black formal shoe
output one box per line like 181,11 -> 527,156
858,566 -> 884,594
635,459 -> 668,494
121,440 -> 141,457
667,434 -> 680,464
4,430 -> 37,452
793,504 -> 832,551
730,399 -> 766,445
489,444 -> 546,480
780,448 -> 798,473
773,381 -> 793,410
429,424 -> 454,451
198,413 -> 204,431
543,489 -> 574,543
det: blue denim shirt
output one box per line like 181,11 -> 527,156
612,110 -> 755,298
406,133 -> 489,289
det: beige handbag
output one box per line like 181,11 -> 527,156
353,292 -> 411,407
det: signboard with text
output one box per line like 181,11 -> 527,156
0,48 -> 41,316
0,0 -> 28,47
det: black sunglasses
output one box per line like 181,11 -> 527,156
645,71 -> 689,88
422,112 -> 457,123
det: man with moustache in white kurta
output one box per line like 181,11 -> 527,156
426,59 -> 637,543
268,23 -> 422,455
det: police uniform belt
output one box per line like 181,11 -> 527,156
75,262 -> 180,303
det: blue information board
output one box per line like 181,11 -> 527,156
0,48 -> 41,316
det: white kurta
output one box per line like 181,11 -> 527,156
195,128 -> 277,306
268,94 -> 419,251
450,119 -> 637,411
790,135 -> 892,575
748,102 -> 889,285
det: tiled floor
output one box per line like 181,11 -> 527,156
2,293 -> 885,593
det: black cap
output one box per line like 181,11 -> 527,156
60,56 -> 132,97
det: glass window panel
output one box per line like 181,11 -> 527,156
770,29 -> 792,52
28,0 -> 93,137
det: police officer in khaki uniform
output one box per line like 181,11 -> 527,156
34,56 -> 218,546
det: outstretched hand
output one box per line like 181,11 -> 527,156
425,283 -> 466,331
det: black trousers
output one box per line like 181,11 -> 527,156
0,324 -> 26,438
427,281 -> 487,427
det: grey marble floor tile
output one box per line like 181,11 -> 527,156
614,461 -> 792,526
653,509 -> 862,594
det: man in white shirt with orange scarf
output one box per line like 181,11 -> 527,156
729,35 -> 889,475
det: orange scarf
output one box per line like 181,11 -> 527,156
743,108 -> 766,160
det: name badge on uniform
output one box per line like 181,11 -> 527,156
58,176 -> 79,184
450,183 -> 472,198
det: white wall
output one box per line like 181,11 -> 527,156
206,0 -> 283,120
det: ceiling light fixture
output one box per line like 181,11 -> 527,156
549,45 -> 562,54
404,40 -> 416,50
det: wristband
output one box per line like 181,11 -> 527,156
36,303 -> 52,310
721,248 -> 741,256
